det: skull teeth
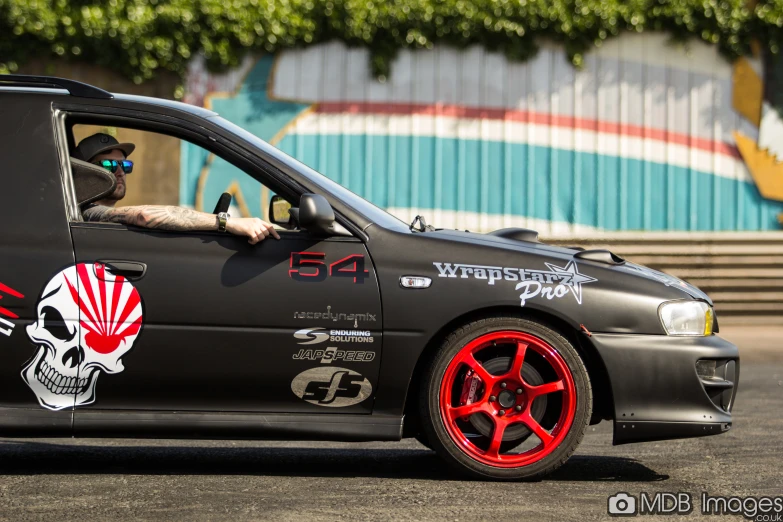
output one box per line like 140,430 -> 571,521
36,359 -> 89,395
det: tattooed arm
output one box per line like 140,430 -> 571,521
82,205 -> 280,244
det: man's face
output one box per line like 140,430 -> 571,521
92,149 -> 128,202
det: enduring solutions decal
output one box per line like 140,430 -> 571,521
23,263 -> 144,410
433,260 -> 597,306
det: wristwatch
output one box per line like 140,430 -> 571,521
217,212 -> 230,232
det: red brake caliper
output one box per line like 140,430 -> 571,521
458,369 -> 481,411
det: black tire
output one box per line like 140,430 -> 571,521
418,315 -> 592,480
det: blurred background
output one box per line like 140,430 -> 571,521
3,0 -> 783,324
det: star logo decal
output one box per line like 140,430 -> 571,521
544,261 -> 597,304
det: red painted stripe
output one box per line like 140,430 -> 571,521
0,282 -> 23,299
315,102 -> 741,159
0,307 -> 18,320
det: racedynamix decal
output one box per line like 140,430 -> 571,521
293,305 -> 377,326
23,263 -> 144,411
291,366 -> 372,407
0,281 -> 24,338
433,260 -> 597,307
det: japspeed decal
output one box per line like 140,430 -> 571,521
23,263 -> 143,411
294,327 -> 375,345
433,260 -> 597,306
0,281 -> 24,337
291,367 -> 372,407
293,347 -> 376,363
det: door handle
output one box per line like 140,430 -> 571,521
97,260 -> 147,281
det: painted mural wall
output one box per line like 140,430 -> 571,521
181,34 -> 783,236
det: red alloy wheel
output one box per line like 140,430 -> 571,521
438,330 -> 577,468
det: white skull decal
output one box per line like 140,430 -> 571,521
23,263 -> 144,410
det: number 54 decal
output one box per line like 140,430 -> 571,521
289,253 -> 370,284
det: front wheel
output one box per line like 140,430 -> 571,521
419,316 -> 592,480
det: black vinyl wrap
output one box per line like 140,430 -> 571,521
588,333 -> 739,444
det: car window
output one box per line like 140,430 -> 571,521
70,124 -> 286,224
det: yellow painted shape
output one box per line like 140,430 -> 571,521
195,152 -> 215,212
732,57 -> 763,128
734,131 -> 783,201
194,153 -> 252,218
224,180 -> 252,218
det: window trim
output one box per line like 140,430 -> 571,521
52,104 -> 366,240
53,109 -> 82,222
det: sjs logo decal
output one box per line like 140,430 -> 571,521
291,367 -> 372,407
24,263 -> 144,411
294,327 -> 329,345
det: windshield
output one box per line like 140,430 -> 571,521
208,116 -> 410,232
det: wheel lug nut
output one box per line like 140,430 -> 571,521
500,382 -> 507,389
515,405 -> 522,412
516,388 -> 523,395
489,395 -> 496,402
498,410 -> 506,416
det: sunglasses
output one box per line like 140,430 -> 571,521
94,159 -> 133,174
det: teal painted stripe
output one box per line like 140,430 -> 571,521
268,133 -> 783,232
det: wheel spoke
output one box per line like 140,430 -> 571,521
519,413 -> 554,446
460,352 -> 496,388
526,379 -> 565,399
485,417 -> 508,458
438,330 -> 578,468
448,402 -> 485,420
507,341 -> 528,379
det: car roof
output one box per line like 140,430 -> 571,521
0,75 -> 217,119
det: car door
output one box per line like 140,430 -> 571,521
0,95 -> 78,432
66,131 -> 382,416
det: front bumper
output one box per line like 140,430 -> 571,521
589,333 -> 739,445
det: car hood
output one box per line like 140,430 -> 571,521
423,228 -> 713,305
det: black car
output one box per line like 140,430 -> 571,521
0,75 -> 739,480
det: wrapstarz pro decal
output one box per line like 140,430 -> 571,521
23,263 -> 144,410
291,367 -> 372,407
0,281 -> 24,338
433,261 -> 597,306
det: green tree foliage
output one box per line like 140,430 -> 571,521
0,0 -> 780,85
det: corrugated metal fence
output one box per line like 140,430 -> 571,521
182,34 -> 782,236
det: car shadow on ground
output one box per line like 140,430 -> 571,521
0,441 -> 668,482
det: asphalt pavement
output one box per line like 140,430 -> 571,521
0,325 -> 779,521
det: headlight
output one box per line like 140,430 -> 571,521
659,301 -> 713,336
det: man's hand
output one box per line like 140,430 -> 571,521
226,217 -> 281,244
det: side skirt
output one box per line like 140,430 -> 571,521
0,408 -> 404,442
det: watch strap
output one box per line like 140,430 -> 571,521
217,212 -> 229,232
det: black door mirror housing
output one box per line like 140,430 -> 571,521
296,193 -> 336,236
270,193 -> 351,236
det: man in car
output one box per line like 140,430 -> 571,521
74,133 -> 280,244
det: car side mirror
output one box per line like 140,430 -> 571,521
295,193 -> 337,236
269,195 -> 294,229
